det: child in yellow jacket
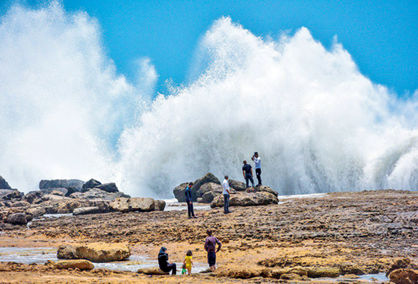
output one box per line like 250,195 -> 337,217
183,250 -> 193,275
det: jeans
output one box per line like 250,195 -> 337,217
255,168 -> 262,186
164,263 -> 176,275
245,174 -> 254,188
187,201 -> 195,217
223,194 -> 230,213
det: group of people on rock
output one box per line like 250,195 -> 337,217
186,152 -> 263,217
158,229 -> 222,275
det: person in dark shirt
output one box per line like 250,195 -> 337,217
185,182 -> 196,218
158,247 -> 176,275
204,229 -> 222,271
242,160 -> 255,189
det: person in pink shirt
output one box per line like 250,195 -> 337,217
204,229 -> 222,271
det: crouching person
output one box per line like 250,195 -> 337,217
158,247 -> 176,275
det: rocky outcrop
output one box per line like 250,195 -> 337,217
154,200 -> 166,211
0,189 -> 23,201
211,186 -> 279,208
26,207 -> 47,218
39,179 -> 84,192
0,176 -> 12,189
54,259 -> 94,270
57,243 -> 130,262
73,207 -> 103,216
173,173 -> 221,202
40,187 -> 69,196
82,179 -> 102,192
6,213 -> 28,225
110,197 -> 155,212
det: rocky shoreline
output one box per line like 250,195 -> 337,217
0,175 -> 417,283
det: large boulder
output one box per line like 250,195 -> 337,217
110,197 -> 155,212
57,243 -> 130,262
255,185 -> 279,197
82,179 -> 102,192
173,183 -> 189,202
154,200 -> 166,211
211,191 -> 279,208
173,173 -> 221,202
197,182 -> 223,196
191,173 -> 220,200
54,259 -> 94,270
6,213 -> 28,225
70,188 -> 129,201
0,176 -> 11,189
94,183 -> 119,193
229,179 -> 246,191
0,189 -> 23,201
389,269 -> 418,284
39,179 -> 84,192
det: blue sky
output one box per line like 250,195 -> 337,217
1,0 -> 417,95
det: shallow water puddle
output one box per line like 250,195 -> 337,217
0,247 -> 208,273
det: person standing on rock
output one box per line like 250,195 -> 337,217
158,247 -> 177,275
204,229 -> 222,272
185,182 -> 196,218
242,160 -> 255,189
251,152 -> 262,186
222,176 -> 231,214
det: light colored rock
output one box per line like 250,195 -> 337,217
229,179 -> 246,191
6,213 -> 27,225
110,197 -> 155,212
255,185 -> 278,197
307,267 -> 341,278
9,201 -> 30,207
26,207 -> 46,218
137,267 -> 169,275
73,207 -> 102,216
54,259 -> 94,270
57,243 -> 130,262
211,191 -> 278,208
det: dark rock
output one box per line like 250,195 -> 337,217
6,213 -> 28,225
0,176 -> 11,189
191,173 -> 220,200
24,191 -> 44,203
202,190 -> 221,203
9,200 -> 30,207
94,183 -> 118,193
229,179 -> 246,191
173,173 -> 221,202
154,200 -> 166,211
39,179 -> 84,192
389,269 -> 418,284
40,187 -> 69,196
0,189 -> 23,201
173,182 -> 189,202
197,182 -> 223,196
82,179 -> 102,192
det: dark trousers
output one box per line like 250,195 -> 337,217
163,263 -> 176,275
255,168 -> 262,186
187,201 -> 195,217
223,194 -> 230,213
245,174 -> 254,188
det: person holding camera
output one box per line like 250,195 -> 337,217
251,152 -> 262,186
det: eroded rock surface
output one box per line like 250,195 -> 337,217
57,243 -> 130,262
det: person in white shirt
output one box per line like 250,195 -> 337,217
222,176 -> 231,214
252,152 -> 262,186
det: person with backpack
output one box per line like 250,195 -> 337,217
185,182 -> 196,218
204,229 -> 222,271
158,247 -> 176,275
